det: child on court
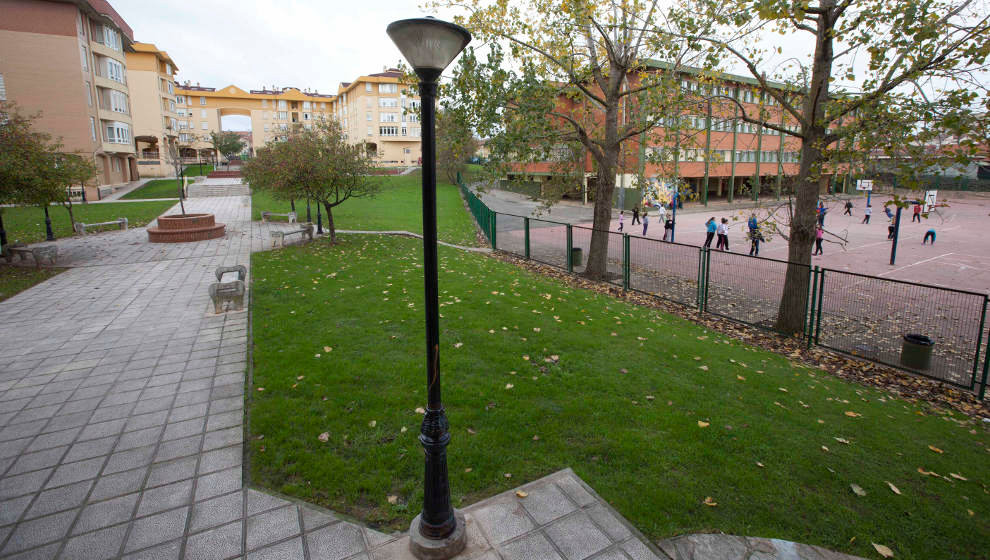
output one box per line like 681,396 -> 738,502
716,218 -> 730,251
704,217 -> 717,247
618,211 -> 624,232
641,211 -> 649,236
813,225 -> 824,255
923,228 -> 936,244
862,205 -> 872,224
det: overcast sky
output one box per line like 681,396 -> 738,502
113,0 -> 450,94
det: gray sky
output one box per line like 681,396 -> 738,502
113,0 -> 447,94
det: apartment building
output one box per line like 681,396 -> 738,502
0,0 -> 136,199
127,42 -> 179,177
330,69 -> 422,166
173,83 -> 334,160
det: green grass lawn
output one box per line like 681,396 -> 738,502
0,266 -> 64,302
183,163 -> 214,176
119,179 -> 183,200
250,235 -> 989,560
250,171 -> 479,247
0,200 -> 176,245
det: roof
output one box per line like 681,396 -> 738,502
177,84 -> 336,102
336,69 -> 411,96
369,70 -> 403,78
131,42 -> 178,72
643,60 -> 794,91
64,0 -> 133,41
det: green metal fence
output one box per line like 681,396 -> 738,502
456,178 -> 990,397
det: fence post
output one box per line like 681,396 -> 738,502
566,225 -> 574,272
622,234 -> 630,290
980,327 -> 990,400
702,247 -> 711,312
973,296 -> 988,391
490,211 -> 497,249
524,217 -> 531,260
696,247 -> 704,309
814,267 -> 825,345
807,267 -> 819,348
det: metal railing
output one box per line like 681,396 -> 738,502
457,179 -> 990,397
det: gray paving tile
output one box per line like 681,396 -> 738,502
473,501 -> 536,545
126,410 -> 170,433
0,509 -> 77,555
23,479 -> 93,520
136,479 -> 194,517
116,426 -> 163,452
520,483 -> 578,526
123,506 -> 189,553
587,505 -> 632,543
0,468 -> 53,500
306,521 -> 365,560
246,505 -> 300,551
61,523 -> 128,560
154,434 -> 203,463
197,445 -> 240,475
499,530 -> 565,560
0,494 -> 34,526
545,513 -> 611,560
246,489 -> 287,516
0,437 -> 32,459
168,403 -> 208,423
194,467 -> 241,502
190,490 -> 244,532
246,536 -> 304,560
558,475 -> 598,508
301,506 -> 336,531
184,520 -> 243,560
205,410 -> 241,432
89,467 -> 147,502
7,445 -> 68,476
146,455 -> 198,488
121,538 -> 183,560
620,538 -> 662,560
77,418 -> 127,442
0,542 -> 61,560
162,417 -> 206,441
202,427 -> 240,452
25,426 -> 81,452
104,444 -> 157,475
72,492 -> 140,535
63,435 -> 117,463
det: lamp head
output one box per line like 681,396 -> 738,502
387,17 -> 472,83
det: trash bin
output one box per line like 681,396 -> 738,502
900,334 -> 934,371
571,247 -> 583,267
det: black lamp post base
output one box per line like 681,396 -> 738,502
408,511 -> 466,560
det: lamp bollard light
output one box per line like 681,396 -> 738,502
387,16 -> 471,560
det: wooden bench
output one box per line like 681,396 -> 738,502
261,211 -> 297,224
73,217 -> 128,234
271,223 -> 314,248
208,265 -> 247,313
3,244 -> 58,268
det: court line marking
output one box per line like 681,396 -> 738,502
877,253 -> 954,277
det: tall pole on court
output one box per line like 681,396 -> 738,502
702,99 -> 711,207
728,105 -> 737,204
388,17 -> 472,559
890,206 -> 903,265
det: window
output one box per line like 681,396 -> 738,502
406,113 -> 419,123
176,95 -> 186,104
264,111 -> 270,119
278,100 -> 287,110
200,96 -> 206,105
401,127 -> 407,136
380,83 -> 397,94
320,102 -> 326,110
112,158 -> 120,172
408,100 -> 421,110
167,81 -> 174,95
410,128 -> 421,137
380,97 -> 398,108
277,111 -> 287,120
379,126 -> 398,136
262,99 -> 267,107
366,98 -> 372,108
303,101 -> 311,110
165,63 -> 172,74
89,117 -> 96,141
178,121 -> 188,129
200,109 -> 207,118
101,26 -> 121,51
169,100 -> 176,113
109,90 -> 128,114
366,83 -> 372,92
85,82 -> 92,106
104,121 -> 130,143
80,46 -> 88,72
381,113 -> 397,123
303,112 -> 311,120
367,126 -> 373,136
201,121 -> 208,129
366,112 -> 372,121
264,124 -> 269,132
103,58 -> 125,84
304,123 -> 312,130
179,133 -> 192,142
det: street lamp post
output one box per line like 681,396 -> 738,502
306,197 -> 312,223
316,203 -> 323,235
388,17 -> 471,560
43,205 -> 55,241
702,101 -> 711,207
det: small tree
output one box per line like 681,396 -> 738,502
55,153 -> 97,227
164,139 -> 188,215
209,131 -> 246,167
437,109 -> 479,184
243,120 -> 380,242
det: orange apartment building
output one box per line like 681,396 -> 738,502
509,63 -> 822,207
127,42 -> 180,177
0,0 -> 138,199
330,68 -> 423,166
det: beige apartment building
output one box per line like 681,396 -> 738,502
330,69 -> 422,166
0,0 -> 137,199
126,42 -> 179,177
173,83 -> 335,160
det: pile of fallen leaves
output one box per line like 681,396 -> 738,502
490,250 -> 990,420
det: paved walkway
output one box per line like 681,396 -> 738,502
0,196 -> 862,560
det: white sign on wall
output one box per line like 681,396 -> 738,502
856,179 -> 874,191
924,190 -> 938,212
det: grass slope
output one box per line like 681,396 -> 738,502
0,266 -> 64,302
1,201 -> 176,245
250,171 -> 479,247
183,163 -> 214,176
120,179 -> 183,200
250,234 -> 989,560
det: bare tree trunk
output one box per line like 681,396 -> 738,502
63,201 -> 75,228
583,103 -> 620,281
775,0 -> 835,334
177,177 -> 186,215
323,202 -> 336,243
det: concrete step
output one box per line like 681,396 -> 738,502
187,184 -> 251,197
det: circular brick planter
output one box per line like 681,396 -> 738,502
148,213 -> 226,243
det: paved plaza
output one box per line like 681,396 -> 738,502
0,196 -> 865,560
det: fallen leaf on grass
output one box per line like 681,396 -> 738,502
737,375 -> 746,381
400,427 -> 407,433
697,421 -> 710,428
699,365 -> 709,371
318,432 -> 329,442
844,411 -> 862,417
645,395 -> 655,401
515,490 -> 528,498
917,467 -> 938,476
950,473 -> 968,481
822,446 -> 829,452
834,437 -> 850,444
415,407 -> 426,414
466,428 -> 477,435
532,435 -> 540,441
323,346 -> 332,352
886,481 -> 901,495
454,342 -> 463,348
779,387 -> 788,392
504,473 -> 512,479
464,468 -> 472,473
257,387 -> 265,392
314,354 -> 321,358
505,384 -> 514,389
369,420 -> 377,428
756,462 -> 765,468
928,445 -> 944,454
850,484 -> 867,497
296,376 -> 304,380
872,543 -> 894,558
387,495 -> 399,505
702,496 -> 717,507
